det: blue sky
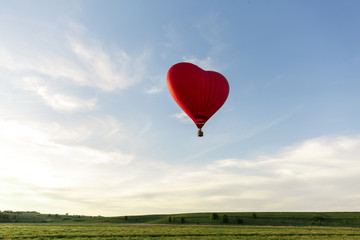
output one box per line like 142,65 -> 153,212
1,0 -> 360,216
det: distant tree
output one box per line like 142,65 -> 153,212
167,216 -> 172,222
252,213 -> 257,219
310,216 -> 324,225
236,218 -> 243,224
311,216 -> 324,221
180,217 -> 185,223
210,213 -> 219,220
0,213 -> 10,222
221,214 -> 229,223
124,216 -> 128,220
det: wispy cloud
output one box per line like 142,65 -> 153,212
68,35 -> 150,91
182,56 -> 217,71
145,86 -> 163,94
22,76 -> 96,112
184,106 -> 303,162
0,47 -> 87,83
171,112 -> 193,124
0,21 -> 152,113
234,105 -> 303,142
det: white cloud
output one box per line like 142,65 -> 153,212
0,119 -> 134,166
0,47 -> 92,113
66,21 -> 151,91
182,56 -> 217,71
68,37 -> 150,91
145,86 -> 163,94
203,136 -> 360,210
171,112 -> 193,124
44,93 -> 96,112
0,48 -> 87,84
22,76 -> 96,112
0,111 -> 134,149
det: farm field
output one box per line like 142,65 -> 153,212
1,223 -> 360,239
2,211 -> 360,239
2,211 -> 360,227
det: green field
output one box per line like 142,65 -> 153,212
1,211 -> 360,239
2,211 -> 360,227
1,223 -> 360,239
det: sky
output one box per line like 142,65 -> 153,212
1,0 -> 360,216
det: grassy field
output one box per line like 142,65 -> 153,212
1,223 -> 360,239
2,211 -> 360,227
1,211 -> 360,239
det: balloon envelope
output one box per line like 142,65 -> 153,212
167,62 -> 229,131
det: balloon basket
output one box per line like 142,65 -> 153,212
197,129 -> 203,137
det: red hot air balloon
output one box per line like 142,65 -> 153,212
167,62 -> 229,137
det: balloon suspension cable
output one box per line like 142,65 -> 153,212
197,129 -> 203,137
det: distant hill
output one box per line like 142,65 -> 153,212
1,210 -> 360,227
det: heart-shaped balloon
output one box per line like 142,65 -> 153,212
167,62 -> 229,136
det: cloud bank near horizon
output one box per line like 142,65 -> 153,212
1,116 -> 359,216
